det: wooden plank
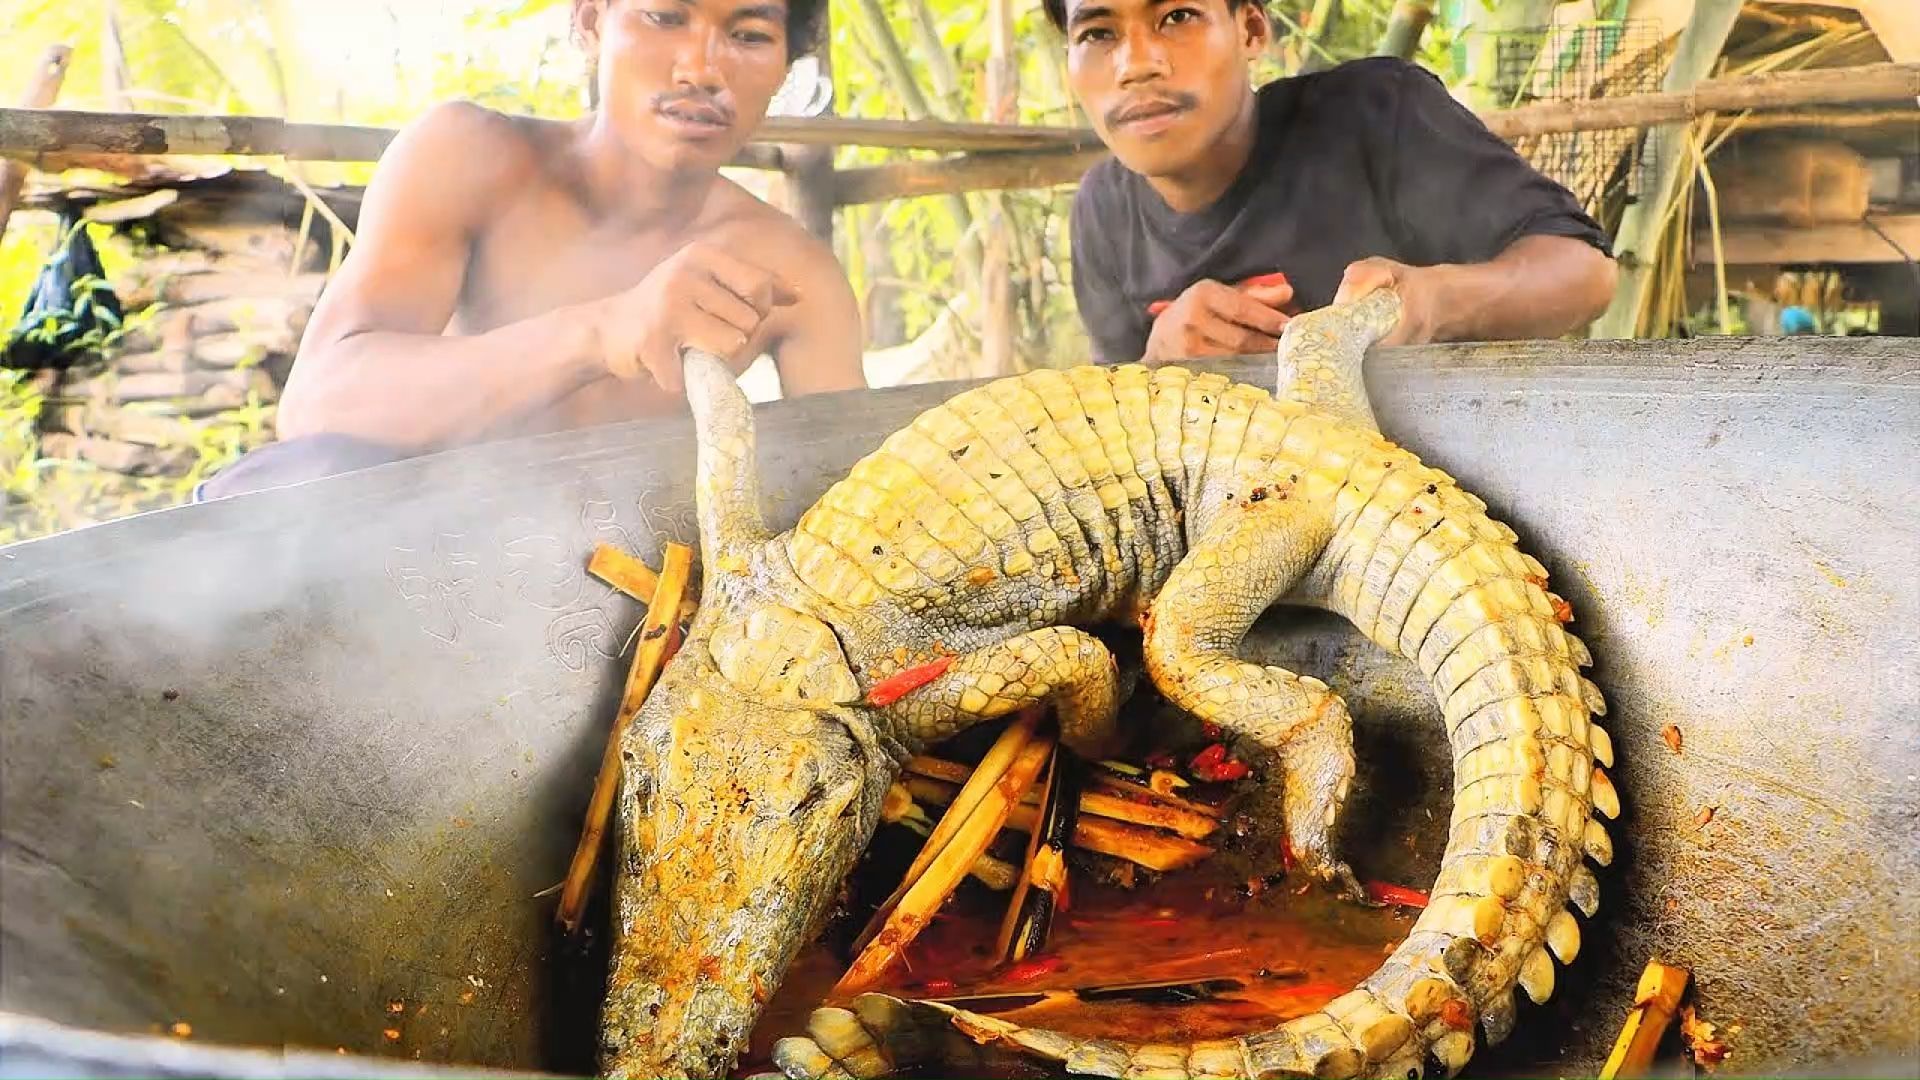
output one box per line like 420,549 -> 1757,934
1706,213 -> 1920,264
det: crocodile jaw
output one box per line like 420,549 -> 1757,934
599,657 -> 896,1079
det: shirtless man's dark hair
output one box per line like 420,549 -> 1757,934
275,0 -> 862,453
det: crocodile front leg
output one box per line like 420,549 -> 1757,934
1143,495 -> 1368,900
883,626 -> 1124,758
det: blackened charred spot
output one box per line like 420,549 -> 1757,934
642,625 -> 668,641
950,445 -> 970,459
871,544 -> 884,556
1426,483 -> 1438,495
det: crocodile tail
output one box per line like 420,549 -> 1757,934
1323,453 -> 1614,1076
770,455 -> 1613,1080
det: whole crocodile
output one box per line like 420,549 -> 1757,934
601,290 -> 1614,1079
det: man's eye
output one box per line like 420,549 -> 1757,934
1162,7 -> 1200,27
734,28 -> 776,44
1074,26 -> 1115,44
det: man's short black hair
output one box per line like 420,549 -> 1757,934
784,0 -> 827,56
1040,0 -> 1261,34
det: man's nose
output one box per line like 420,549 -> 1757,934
1115,24 -> 1171,87
672,25 -> 725,91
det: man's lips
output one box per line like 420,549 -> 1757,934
1109,99 -> 1192,130
656,100 -> 734,133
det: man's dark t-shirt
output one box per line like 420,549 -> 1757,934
1070,58 -> 1611,364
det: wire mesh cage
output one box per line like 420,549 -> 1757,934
1476,19 -> 1669,215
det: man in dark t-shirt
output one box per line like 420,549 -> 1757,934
1048,0 -> 1618,364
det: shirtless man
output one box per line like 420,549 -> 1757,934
239,0 -> 860,490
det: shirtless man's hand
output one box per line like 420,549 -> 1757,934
596,242 -> 799,394
1140,277 -> 1294,365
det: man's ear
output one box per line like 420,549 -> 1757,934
1238,0 -> 1272,57
574,0 -> 605,53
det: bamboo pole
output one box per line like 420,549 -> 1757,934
1374,2 -> 1435,60
0,45 -> 73,244
1591,0 -> 1745,340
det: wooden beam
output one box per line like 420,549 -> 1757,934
1591,0 -> 1746,340
834,146 -> 1107,206
0,44 -> 73,244
1706,213 -> 1920,264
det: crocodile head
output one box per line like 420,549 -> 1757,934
599,353 -> 899,1079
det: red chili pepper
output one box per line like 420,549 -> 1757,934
1145,751 -> 1179,771
1196,759 -> 1249,782
864,655 -> 956,707
1365,881 -> 1431,909
918,978 -> 958,995
999,954 -> 1064,984
1198,720 -> 1224,741
1189,743 -> 1248,782
1189,743 -> 1228,772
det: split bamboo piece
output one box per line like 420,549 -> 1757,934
880,782 -> 1020,890
907,756 -> 1221,839
555,542 -> 695,935
1598,960 -> 1693,1079
587,543 -> 699,622
996,746 -> 1082,962
901,775 -> 1213,873
835,734 -> 1056,995
853,712 -> 1043,954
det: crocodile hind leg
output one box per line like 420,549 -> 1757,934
881,625 -> 1125,759
1141,496 -> 1368,900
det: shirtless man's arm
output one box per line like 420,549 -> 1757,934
278,102 -> 861,448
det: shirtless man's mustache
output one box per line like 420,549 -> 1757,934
654,89 -> 737,127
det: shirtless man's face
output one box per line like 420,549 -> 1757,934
577,0 -> 792,173
1063,0 -> 1269,179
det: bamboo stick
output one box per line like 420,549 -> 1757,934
853,713 -> 1043,954
835,735 -> 1056,995
996,746 -> 1082,962
586,543 -> 698,622
903,775 -> 1213,873
907,755 -> 1220,839
1598,960 -> 1692,1080
554,542 -> 694,935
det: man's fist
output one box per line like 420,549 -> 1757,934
1334,257 -> 1451,346
595,242 -> 798,393
1141,277 -> 1294,365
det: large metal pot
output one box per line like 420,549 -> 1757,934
2,337 -> 1914,1077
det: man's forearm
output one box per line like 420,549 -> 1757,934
278,303 -> 605,449
1431,235 -> 1618,342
